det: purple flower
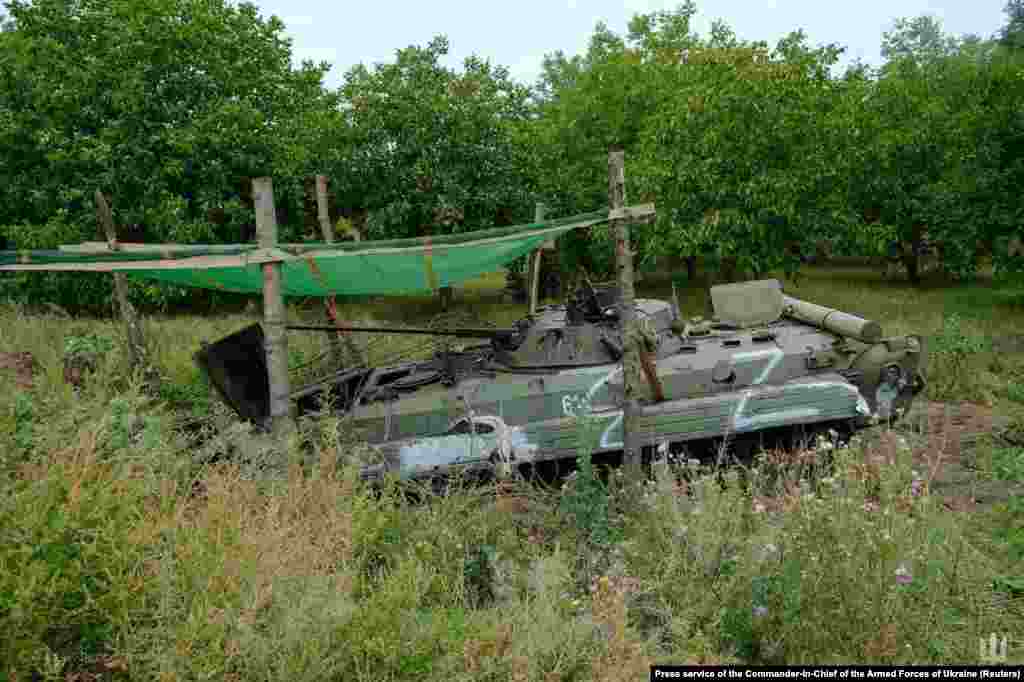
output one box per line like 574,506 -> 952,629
753,605 -> 769,618
894,564 -> 912,584
910,478 -> 924,497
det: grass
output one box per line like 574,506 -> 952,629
0,266 -> 1022,679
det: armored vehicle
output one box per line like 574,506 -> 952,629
197,279 -> 926,482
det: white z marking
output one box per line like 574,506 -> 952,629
600,411 -> 624,448
730,348 -> 784,430
591,366 -> 626,448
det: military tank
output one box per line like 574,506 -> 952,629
197,278 -> 926,483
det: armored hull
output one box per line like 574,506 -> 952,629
198,280 -> 925,482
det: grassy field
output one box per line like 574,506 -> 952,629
1,266 -> 1022,680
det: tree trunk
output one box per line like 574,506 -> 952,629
901,247 -> 921,284
94,191 -> 148,379
685,256 -> 697,282
900,221 -> 926,285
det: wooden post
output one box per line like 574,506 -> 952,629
94,190 -> 147,376
528,202 -> 546,315
254,177 -> 291,435
439,285 -> 453,311
609,150 -> 642,472
315,175 -> 363,367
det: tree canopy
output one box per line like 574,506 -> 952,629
0,1 -> 1021,309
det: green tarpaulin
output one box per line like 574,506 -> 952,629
0,209 -> 638,297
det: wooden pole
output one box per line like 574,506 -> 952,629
609,150 -> 642,472
94,190 -> 147,376
528,202 -> 546,315
253,177 -> 291,435
315,175 -> 364,368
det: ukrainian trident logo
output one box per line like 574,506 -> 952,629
979,633 -> 1009,663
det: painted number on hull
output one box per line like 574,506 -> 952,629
561,394 -> 591,417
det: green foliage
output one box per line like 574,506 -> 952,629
63,333 -> 114,359
1000,0 -> 1024,51
2,0 -> 1024,306
0,0 -> 340,310
990,446 -> 1024,482
927,313 -> 991,401
560,416 -> 614,548
12,393 -> 34,453
340,36 -> 536,240
0,278 -> 1022,677
621,437 -> 1012,664
0,418 -> 156,676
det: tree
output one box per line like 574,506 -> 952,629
836,28 -> 1024,283
881,15 -> 962,64
337,36 -> 535,240
1000,0 -> 1024,51
632,21 -> 848,281
0,0 -> 340,308
524,5 -> 703,281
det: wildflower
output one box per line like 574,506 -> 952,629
753,605 -> 769,618
894,564 -> 912,585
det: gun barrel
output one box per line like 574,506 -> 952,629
782,295 -> 882,343
285,324 -> 514,340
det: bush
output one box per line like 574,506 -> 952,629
619,433 -> 1011,663
927,313 -> 991,402
0,424 -> 156,677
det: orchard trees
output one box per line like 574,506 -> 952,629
633,27 -> 847,281
0,0 -> 342,307
839,15 -> 1023,282
338,36 -> 536,240
0,0 -> 337,243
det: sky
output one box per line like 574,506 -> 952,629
252,0 -> 1010,89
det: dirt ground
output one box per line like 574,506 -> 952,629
0,351 -> 35,390
876,401 -> 1021,512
